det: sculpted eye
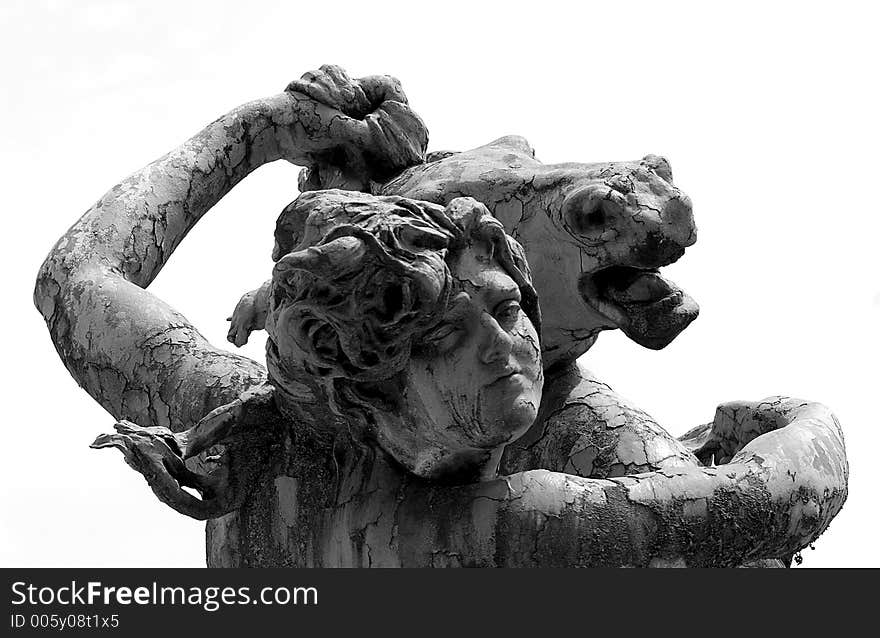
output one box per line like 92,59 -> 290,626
584,208 -> 606,228
423,322 -> 464,353
493,299 -> 522,327
562,186 -> 624,238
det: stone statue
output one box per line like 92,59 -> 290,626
35,66 -> 848,567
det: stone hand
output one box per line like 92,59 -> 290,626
89,386 -> 275,519
280,65 -> 428,183
286,64 -> 377,118
226,281 -> 269,347
90,421 -> 228,520
680,397 -> 816,466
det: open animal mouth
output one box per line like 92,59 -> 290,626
578,266 -> 699,349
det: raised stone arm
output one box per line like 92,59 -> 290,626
33,66 -> 428,431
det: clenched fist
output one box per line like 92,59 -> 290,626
278,65 -> 428,184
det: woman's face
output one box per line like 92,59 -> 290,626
373,241 -> 543,480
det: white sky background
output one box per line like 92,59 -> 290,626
1,0 -> 877,567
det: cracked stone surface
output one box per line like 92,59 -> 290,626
35,65 -> 848,567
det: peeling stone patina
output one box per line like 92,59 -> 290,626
35,65 -> 848,567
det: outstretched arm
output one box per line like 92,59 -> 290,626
34,66 -> 427,431
392,398 -> 847,567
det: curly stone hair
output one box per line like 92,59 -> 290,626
265,190 -> 539,423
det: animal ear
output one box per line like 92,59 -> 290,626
486,135 -> 536,159
641,154 -> 674,183
425,150 -> 459,163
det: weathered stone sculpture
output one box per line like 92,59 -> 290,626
35,66 -> 848,567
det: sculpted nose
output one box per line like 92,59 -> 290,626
662,193 -> 697,248
478,313 -> 514,365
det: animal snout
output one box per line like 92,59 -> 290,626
561,180 -> 697,267
662,193 -> 697,248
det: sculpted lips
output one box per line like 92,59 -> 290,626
579,265 -> 699,349
485,366 -> 522,388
